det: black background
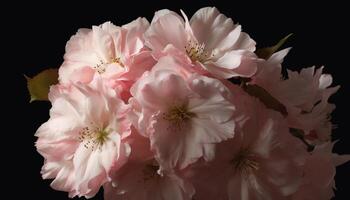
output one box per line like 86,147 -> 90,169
7,1 -> 350,199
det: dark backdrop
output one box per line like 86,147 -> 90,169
8,1 -> 349,199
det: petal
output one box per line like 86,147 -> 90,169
151,118 -> 202,170
121,50 -> 156,80
192,117 -> 235,145
188,91 -> 235,123
105,161 -> 193,200
190,7 -> 255,52
64,29 -> 98,64
36,137 -> 78,161
152,115 -> 234,170
151,44 -> 193,66
100,133 -> 122,173
332,154 -> 350,166
49,162 -> 76,194
231,32 -> 256,52
145,11 -> 188,52
41,161 -> 61,179
73,145 -> 101,184
206,50 -> 257,78
268,48 -> 291,64
35,86 -> 85,139
92,24 -> 117,62
70,66 -> 96,84
122,17 -> 149,57
131,69 -> 191,111
227,174 -> 250,200
158,174 -> 194,200
151,9 -> 181,24
319,74 -> 333,89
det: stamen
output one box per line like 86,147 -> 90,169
231,149 -> 259,176
110,57 -> 124,67
185,40 -> 213,62
94,60 -> 106,74
78,126 -> 109,151
163,104 -> 195,130
94,57 -> 124,74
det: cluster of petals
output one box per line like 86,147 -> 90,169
35,6 -> 349,200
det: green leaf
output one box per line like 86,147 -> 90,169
256,33 -> 293,59
25,68 -> 58,102
242,84 -> 288,116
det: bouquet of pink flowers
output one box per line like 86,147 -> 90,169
27,7 -> 349,200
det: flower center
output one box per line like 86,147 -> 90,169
78,126 -> 109,151
110,57 -> 124,67
94,57 -> 124,74
231,149 -> 259,175
185,40 -> 212,62
163,104 -> 195,129
142,163 -> 160,182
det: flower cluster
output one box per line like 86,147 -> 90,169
34,7 -> 349,200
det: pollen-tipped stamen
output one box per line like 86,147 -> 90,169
231,149 -> 259,176
163,104 -> 195,130
78,126 -> 109,151
185,40 -> 212,62
94,57 -> 124,74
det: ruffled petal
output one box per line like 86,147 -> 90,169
145,11 -> 188,53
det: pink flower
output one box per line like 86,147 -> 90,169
59,19 -> 155,90
190,97 -> 306,200
144,7 -> 257,79
104,160 -> 194,200
35,78 -> 131,198
291,142 -> 350,200
130,55 -> 236,170
104,131 -> 194,200
252,50 -> 339,144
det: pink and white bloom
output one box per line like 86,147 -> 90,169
191,98 -> 306,200
144,7 -> 257,79
104,131 -> 194,200
130,55 -> 236,170
252,49 -> 339,144
35,78 -> 131,198
104,159 -> 194,200
30,7 -> 349,199
291,142 -> 350,200
59,19 -> 155,91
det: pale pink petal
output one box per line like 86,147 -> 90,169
63,29 -> 97,64
91,24 -> 117,62
152,44 -> 193,66
188,75 -> 235,123
206,50 -> 257,78
120,50 -> 156,81
104,161 -> 193,200
151,9 -> 182,24
227,174 -> 250,200
332,154 -> 350,166
190,7 -> 239,51
122,17 -> 150,58
46,161 -> 76,196
145,12 -> 188,52
231,32 -> 256,52
268,48 -> 291,64
130,69 -> 191,111
70,66 -> 96,84
150,117 -> 201,170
